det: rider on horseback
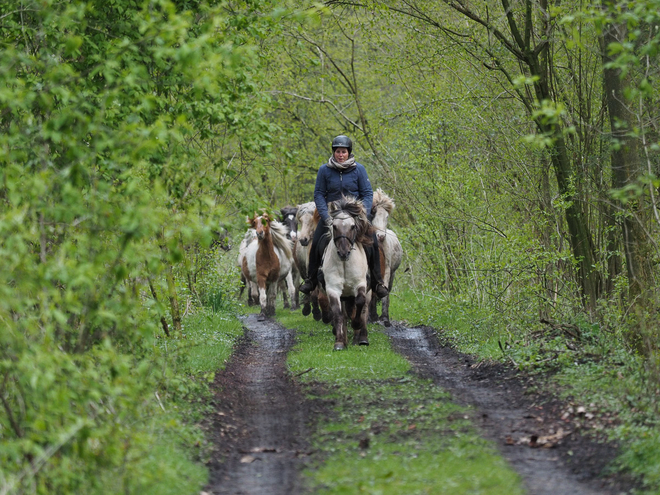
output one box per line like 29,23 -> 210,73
298,135 -> 389,299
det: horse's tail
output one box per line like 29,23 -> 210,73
270,221 -> 293,260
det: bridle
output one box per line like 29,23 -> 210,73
332,214 -> 357,249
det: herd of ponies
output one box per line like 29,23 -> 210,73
237,190 -> 403,351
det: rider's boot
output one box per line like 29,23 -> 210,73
299,278 -> 316,295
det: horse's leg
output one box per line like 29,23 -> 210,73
353,287 -> 369,345
359,290 -> 371,345
257,279 -> 268,320
311,289 -> 322,321
285,272 -> 297,310
381,270 -> 395,327
279,279 -> 290,309
249,281 -> 259,306
327,291 -> 345,351
302,292 -> 312,317
368,290 -> 379,323
266,281 -> 278,316
319,291 -> 332,324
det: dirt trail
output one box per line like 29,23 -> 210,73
384,324 -> 631,495
205,316 -> 634,495
205,314 -> 310,495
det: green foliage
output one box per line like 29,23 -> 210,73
0,0 -> 280,492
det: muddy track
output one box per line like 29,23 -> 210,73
205,317 -> 636,495
384,324 -> 635,495
204,314 -> 311,495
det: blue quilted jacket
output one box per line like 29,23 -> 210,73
313,162 -> 373,223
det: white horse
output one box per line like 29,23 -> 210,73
295,202 -> 330,322
369,188 -> 403,327
321,197 -> 373,350
241,212 -> 295,320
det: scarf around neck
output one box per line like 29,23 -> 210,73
327,155 -> 356,171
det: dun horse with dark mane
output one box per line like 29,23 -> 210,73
321,196 -> 374,350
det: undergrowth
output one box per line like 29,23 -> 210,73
388,280 -> 660,493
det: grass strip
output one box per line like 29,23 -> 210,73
279,309 -> 524,494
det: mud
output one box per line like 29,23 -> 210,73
384,324 -> 637,495
204,316 -> 637,495
204,314 -> 311,495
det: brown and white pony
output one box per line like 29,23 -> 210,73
321,196 -> 374,350
369,189 -> 403,327
241,212 -> 295,320
294,202 -> 330,322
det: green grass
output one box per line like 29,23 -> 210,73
279,310 -> 524,494
138,306 -> 246,495
387,280 -> 660,492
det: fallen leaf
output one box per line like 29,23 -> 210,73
240,455 -> 256,464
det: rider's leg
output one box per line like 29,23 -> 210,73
299,222 -> 329,294
367,234 -> 389,299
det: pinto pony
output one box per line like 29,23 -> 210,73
279,206 -> 300,310
241,211 -> 295,320
237,228 -> 258,306
321,196 -> 374,350
369,189 -> 403,327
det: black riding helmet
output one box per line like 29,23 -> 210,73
331,135 -> 352,154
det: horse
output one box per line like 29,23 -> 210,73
237,228 -> 259,306
278,206 -> 300,310
241,211 -> 295,320
295,202 -> 330,322
321,196 -> 374,350
369,188 -> 403,327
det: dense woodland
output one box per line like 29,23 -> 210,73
2,0 -> 660,492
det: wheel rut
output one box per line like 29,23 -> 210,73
384,323 -> 634,495
204,314 -> 310,495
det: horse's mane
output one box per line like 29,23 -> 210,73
269,220 -> 293,259
372,188 -> 395,214
296,201 -> 316,221
328,196 -> 374,246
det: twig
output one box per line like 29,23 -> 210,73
154,392 -> 166,412
293,368 -> 314,377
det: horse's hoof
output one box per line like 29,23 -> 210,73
322,314 -> 332,324
359,339 -> 369,346
382,320 -> 391,328
312,309 -> 322,321
302,305 -> 311,316
257,313 -> 267,322
334,343 -> 345,351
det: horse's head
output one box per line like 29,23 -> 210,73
248,211 -> 272,240
329,196 -> 374,261
331,214 -> 358,261
280,206 -> 298,241
296,202 -> 317,247
371,189 -> 395,243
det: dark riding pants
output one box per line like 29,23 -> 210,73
307,221 -> 384,289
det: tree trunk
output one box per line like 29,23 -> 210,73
601,18 -> 652,302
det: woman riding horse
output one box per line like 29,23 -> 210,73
298,135 -> 389,299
